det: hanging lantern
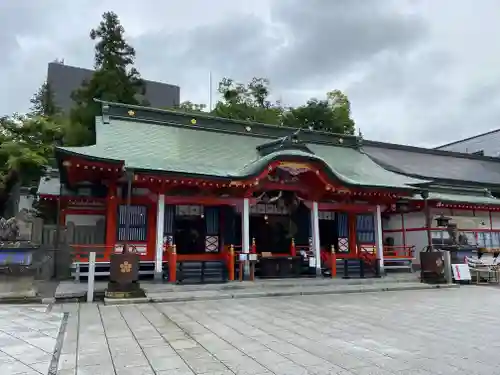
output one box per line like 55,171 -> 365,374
395,199 -> 409,212
435,214 -> 451,227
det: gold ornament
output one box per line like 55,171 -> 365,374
120,261 -> 132,273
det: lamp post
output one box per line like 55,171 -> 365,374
421,191 -> 432,248
106,169 -> 145,299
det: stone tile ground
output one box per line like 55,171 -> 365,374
3,286 -> 500,374
0,305 -> 63,374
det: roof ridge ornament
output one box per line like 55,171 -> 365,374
356,128 -> 364,148
102,103 -> 110,124
256,129 -> 313,156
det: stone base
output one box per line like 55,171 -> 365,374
105,281 -> 146,299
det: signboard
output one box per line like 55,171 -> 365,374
239,253 -> 248,261
451,264 -> 472,281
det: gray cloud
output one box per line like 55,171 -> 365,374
267,0 -> 427,89
1,0 -> 499,147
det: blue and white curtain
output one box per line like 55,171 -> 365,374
205,207 -> 220,235
117,205 -> 148,241
356,213 -> 375,244
336,212 -> 349,238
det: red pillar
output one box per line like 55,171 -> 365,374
169,244 -> 177,282
330,244 -> 337,277
348,212 -> 357,256
105,183 -> 118,257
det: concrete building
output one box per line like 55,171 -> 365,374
435,129 -> 500,157
46,62 -> 180,113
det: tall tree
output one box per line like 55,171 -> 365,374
29,81 -> 60,117
211,77 -> 356,134
282,90 -> 355,135
0,115 -> 68,215
29,81 -> 90,147
71,11 -> 146,144
175,101 -> 207,113
212,77 -> 283,124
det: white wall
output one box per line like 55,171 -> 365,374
384,209 -> 500,264
66,214 -> 104,226
491,212 -> 500,229
18,195 -> 34,212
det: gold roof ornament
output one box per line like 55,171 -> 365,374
128,110 -> 135,116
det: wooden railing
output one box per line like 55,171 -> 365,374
383,245 -> 415,259
71,244 -> 116,263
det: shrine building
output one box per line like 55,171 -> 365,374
37,100 -> 500,281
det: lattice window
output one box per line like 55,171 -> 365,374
356,214 -> 375,244
117,205 -> 148,242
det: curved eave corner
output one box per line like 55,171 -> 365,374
55,146 -> 124,166
231,150 -> 427,192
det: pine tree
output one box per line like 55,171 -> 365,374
71,11 -> 146,144
29,81 -> 60,117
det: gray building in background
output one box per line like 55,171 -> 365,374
46,62 -> 180,113
435,129 -> 500,157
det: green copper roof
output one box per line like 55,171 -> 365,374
57,115 -> 426,190
427,192 -> 500,206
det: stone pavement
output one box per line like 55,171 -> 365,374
0,305 -> 63,374
3,286 -> 500,374
54,273 -> 432,302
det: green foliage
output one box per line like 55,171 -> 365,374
70,11 -> 146,144
212,78 -> 283,124
0,115 -> 62,190
211,77 -> 355,134
175,101 -> 207,113
29,81 -> 60,117
282,90 -> 355,135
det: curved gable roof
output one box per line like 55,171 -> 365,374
57,116 -> 425,190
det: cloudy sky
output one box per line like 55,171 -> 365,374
1,0 -> 498,147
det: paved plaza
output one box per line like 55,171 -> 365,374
2,286 -> 500,374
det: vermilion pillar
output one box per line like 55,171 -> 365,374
105,182 -> 118,256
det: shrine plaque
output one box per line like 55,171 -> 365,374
249,254 -> 258,261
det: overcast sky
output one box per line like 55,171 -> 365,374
1,0 -> 498,147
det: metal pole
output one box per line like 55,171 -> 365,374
422,191 -> 432,248
123,171 -> 133,253
342,259 -> 350,279
209,71 -> 213,112
359,258 -> 365,278
87,251 -> 96,302
443,250 -> 452,284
